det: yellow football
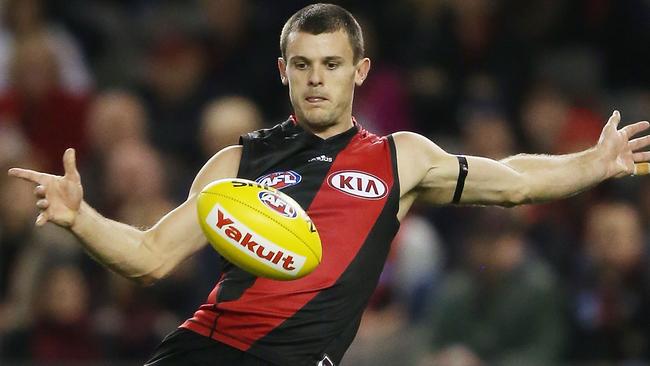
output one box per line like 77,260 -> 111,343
196,178 -> 322,280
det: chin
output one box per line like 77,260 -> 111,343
299,110 -> 337,129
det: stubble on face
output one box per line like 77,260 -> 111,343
294,98 -> 341,132
283,30 -> 358,135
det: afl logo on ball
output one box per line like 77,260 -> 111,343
258,191 -> 298,218
327,170 -> 387,200
256,171 -> 301,189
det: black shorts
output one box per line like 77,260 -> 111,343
144,328 -> 277,366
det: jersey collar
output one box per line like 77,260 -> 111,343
288,114 -> 359,145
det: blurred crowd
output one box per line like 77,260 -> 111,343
0,0 -> 648,365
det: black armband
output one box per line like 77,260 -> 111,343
452,156 -> 468,204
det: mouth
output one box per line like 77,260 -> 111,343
305,96 -> 328,104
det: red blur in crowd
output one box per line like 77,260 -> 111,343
0,34 -> 88,174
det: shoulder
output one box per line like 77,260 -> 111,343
391,131 -> 447,155
390,131 -> 460,199
390,131 -> 453,167
189,146 -> 242,195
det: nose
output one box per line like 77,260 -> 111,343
307,66 -> 323,87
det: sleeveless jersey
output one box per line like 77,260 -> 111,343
182,117 -> 401,365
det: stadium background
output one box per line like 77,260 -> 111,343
0,0 -> 648,364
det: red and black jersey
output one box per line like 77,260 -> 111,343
182,117 -> 401,365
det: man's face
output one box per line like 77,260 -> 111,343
278,30 -> 369,131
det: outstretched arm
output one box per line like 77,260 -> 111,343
396,111 -> 650,209
8,146 -> 241,285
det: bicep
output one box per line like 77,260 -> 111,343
394,131 -> 527,206
417,155 -> 529,206
454,156 -> 528,206
395,132 -> 460,206
142,146 -> 242,279
189,145 -> 243,197
142,195 -> 208,279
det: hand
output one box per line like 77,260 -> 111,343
597,110 -> 650,178
7,148 -> 83,227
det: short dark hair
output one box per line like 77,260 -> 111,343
280,3 -> 365,63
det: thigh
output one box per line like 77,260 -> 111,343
144,328 -> 201,366
145,328 -> 275,366
190,346 -> 273,366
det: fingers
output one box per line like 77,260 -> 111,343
35,212 -> 49,226
629,134 -> 650,151
7,168 -> 49,184
623,117 -> 650,174
621,121 -> 650,139
34,192 -> 50,226
9,170 -> 51,226
36,199 -> 49,210
34,185 -> 46,198
8,148 -> 78,183
633,151 -> 650,162
63,148 -> 81,182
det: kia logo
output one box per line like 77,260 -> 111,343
327,170 -> 387,199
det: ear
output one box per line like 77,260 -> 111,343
354,58 -> 371,86
278,57 -> 288,85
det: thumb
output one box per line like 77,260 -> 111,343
607,110 -> 621,128
63,148 -> 80,182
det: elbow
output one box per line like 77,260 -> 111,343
131,267 -> 167,286
132,273 -> 161,287
501,183 -> 532,207
132,231 -> 169,286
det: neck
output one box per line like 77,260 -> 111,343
294,115 -> 355,139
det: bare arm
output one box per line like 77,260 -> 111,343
8,146 -> 242,285
396,111 -> 650,210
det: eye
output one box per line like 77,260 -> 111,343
327,62 -> 339,70
294,62 -> 307,70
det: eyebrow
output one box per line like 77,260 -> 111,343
323,56 -> 345,63
289,56 -> 346,63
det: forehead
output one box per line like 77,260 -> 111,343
285,30 -> 354,61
